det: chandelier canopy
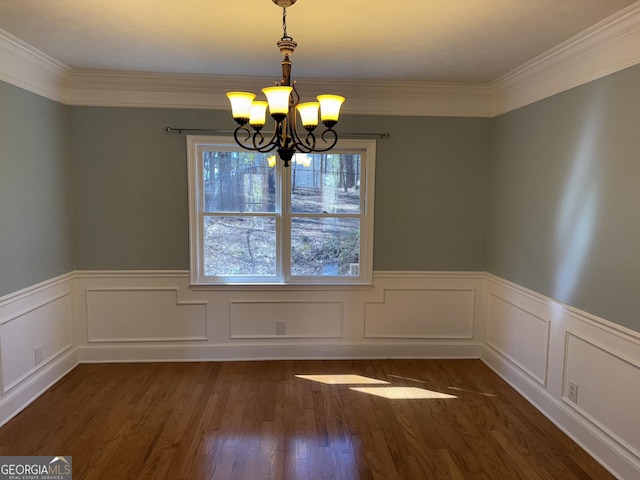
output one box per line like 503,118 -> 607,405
226,0 -> 345,167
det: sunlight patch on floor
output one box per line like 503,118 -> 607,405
350,386 -> 457,400
295,374 -> 389,385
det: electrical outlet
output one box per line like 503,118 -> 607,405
34,346 -> 43,365
276,320 -> 286,336
568,381 -> 578,403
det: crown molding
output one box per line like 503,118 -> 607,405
2,2 -> 640,117
491,1 -> 640,115
65,70 -> 494,117
0,27 -> 69,102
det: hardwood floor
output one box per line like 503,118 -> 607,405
0,360 -> 614,479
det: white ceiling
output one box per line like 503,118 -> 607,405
0,0 -> 638,84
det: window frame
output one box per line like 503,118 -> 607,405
186,135 -> 376,287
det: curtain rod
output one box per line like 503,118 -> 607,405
165,127 -> 390,139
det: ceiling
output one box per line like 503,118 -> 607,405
0,0 -> 638,85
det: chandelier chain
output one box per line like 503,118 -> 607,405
282,7 -> 290,40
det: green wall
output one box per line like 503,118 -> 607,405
0,82 -> 73,297
69,107 -> 197,270
69,108 -> 491,272
344,115 -> 491,272
487,64 -> 640,332
5,62 -> 639,333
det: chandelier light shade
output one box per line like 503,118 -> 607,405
296,102 -> 320,127
227,92 -> 256,120
226,0 -> 345,167
249,101 -> 269,127
316,95 -> 346,124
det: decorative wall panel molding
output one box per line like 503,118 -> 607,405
73,270 -> 484,361
564,332 -> 640,461
485,292 -> 550,386
364,288 -> 475,339
229,300 -> 343,339
0,291 -> 73,392
86,287 -> 207,342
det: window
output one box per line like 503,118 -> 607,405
187,136 -> 376,285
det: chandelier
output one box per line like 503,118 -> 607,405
226,0 -> 345,167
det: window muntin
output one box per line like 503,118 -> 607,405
187,136 -> 375,285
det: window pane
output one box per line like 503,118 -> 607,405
291,217 -> 360,276
203,151 -> 276,212
204,216 -> 276,276
290,153 -> 361,214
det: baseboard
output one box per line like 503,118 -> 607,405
0,347 -> 79,429
77,342 -> 483,363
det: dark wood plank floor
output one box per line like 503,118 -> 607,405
0,360 -> 614,479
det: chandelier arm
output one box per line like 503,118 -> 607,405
250,130 -> 267,149
276,121 -> 289,147
291,127 -> 317,151
254,142 -> 279,154
288,119 -> 315,151
233,126 -> 278,153
234,125 -> 252,144
290,127 -> 339,155
311,128 -> 339,152
301,131 -> 317,150
284,85 -> 300,145
320,128 -> 338,145
251,125 -> 280,151
291,134 -> 315,153
291,81 -> 300,103
287,83 -> 318,152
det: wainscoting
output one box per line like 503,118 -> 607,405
73,270 -> 485,362
0,273 -> 77,428
0,270 -> 638,478
482,275 -> 640,480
